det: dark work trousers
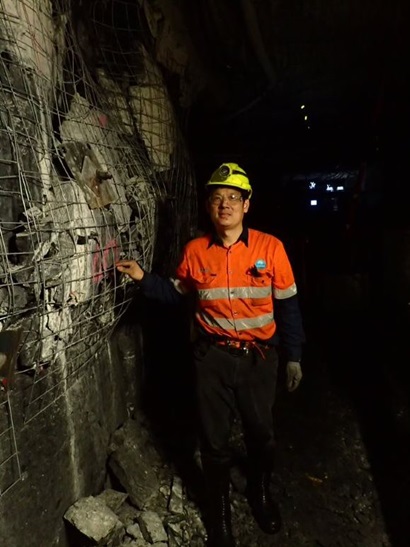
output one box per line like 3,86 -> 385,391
193,341 -> 279,468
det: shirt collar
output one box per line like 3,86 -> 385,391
208,225 -> 249,248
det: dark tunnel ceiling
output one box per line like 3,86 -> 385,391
182,0 -> 409,171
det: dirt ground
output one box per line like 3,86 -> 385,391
228,336 -> 388,546
222,306 -> 409,547
142,291 -> 409,547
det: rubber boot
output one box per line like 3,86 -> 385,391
247,467 -> 282,534
203,461 -> 236,547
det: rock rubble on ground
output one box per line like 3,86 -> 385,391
64,417 -> 207,546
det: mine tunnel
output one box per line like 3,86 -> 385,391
0,1 -> 408,546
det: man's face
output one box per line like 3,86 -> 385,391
206,187 -> 250,229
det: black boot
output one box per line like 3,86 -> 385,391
247,469 -> 282,534
203,461 -> 236,547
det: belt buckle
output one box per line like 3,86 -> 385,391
237,341 -> 249,355
223,339 -> 249,356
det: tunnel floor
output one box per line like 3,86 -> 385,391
223,306 -> 408,547
142,290 -> 409,547
227,323 -> 388,546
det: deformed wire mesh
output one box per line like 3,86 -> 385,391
0,0 -> 197,495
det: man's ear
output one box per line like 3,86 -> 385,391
243,199 -> 250,213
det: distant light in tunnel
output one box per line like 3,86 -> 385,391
326,185 -> 334,192
336,186 -> 344,191
301,105 -> 306,109
310,199 -> 318,206
309,181 -> 316,189
304,115 -> 308,121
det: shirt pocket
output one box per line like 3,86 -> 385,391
249,271 -> 272,306
190,272 -> 219,305
191,272 -> 218,288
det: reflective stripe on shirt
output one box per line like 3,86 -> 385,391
198,285 -> 272,300
198,310 -> 274,332
273,283 -> 297,299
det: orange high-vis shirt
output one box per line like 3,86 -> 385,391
175,228 -> 297,341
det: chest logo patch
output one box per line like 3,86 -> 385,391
255,259 -> 267,270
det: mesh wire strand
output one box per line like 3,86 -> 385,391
0,0 -> 197,495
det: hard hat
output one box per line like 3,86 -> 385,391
206,163 -> 252,198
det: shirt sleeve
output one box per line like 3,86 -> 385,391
137,243 -> 193,304
175,245 -> 196,292
271,240 -> 305,360
274,295 -> 305,361
138,272 -> 183,305
272,240 -> 298,298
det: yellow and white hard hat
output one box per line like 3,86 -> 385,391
206,163 -> 252,198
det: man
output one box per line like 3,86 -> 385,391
116,162 -> 305,547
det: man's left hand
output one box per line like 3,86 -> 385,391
286,361 -> 302,392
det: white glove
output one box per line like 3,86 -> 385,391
286,361 -> 302,392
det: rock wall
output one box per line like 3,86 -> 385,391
0,321 -> 143,547
0,1 -> 198,545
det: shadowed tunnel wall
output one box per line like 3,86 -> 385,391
0,1 -> 198,545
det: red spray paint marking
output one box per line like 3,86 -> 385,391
98,114 -> 108,128
92,239 -> 119,284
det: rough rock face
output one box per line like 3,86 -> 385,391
0,1 -> 197,546
108,418 -> 163,510
65,488 -> 207,547
64,417 -> 208,547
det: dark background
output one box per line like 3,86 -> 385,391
157,2 -> 410,544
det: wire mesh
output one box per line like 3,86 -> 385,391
0,0 -> 197,495
0,394 -> 21,496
